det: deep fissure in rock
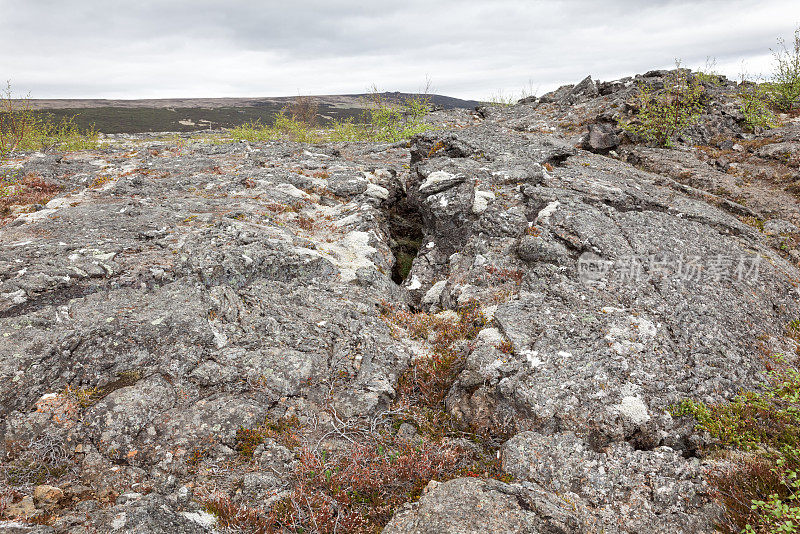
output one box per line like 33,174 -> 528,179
386,196 -> 424,284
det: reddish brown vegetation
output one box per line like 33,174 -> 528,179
497,340 -> 514,354
210,432 -> 504,534
384,300 -> 486,408
235,416 -> 302,458
710,456 -> 792,533
203,301 -> 509,533
484,265 -> 524,284
288,96 -> 319,127
0,173 -> 60,218
296,215 -> 315,231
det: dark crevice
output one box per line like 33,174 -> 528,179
0,281 -> 109,319
387,195 -> 424,284
629,431 -> 661,452
544,152 -> 572,167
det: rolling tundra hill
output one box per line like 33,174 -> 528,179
11,93 -> 482,134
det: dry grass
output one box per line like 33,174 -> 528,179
711,455 -> 793,533
2,433 -> 73,488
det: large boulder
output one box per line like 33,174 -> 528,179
583,122 -> 620,152
383,477 -> 586,534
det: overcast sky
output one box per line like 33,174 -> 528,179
1,1 -> 799,100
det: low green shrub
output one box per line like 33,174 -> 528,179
1,82 -> 98,157
228,90 -> 431,144
672,361 -> 800,533
228,112 -> 321,144
621,66 -> 706,147
360,90 -> 430,142
740,82 -> 778,131
768,27 -> 800,113
328,117 -> 367,142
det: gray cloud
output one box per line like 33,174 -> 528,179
1,0 -> 799,99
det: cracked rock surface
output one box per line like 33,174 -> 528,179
2,71 -> 800,533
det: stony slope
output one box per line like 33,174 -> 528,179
1,71 -> 799,533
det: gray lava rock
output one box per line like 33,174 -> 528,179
583,122 -> 620,152
763,218 -> 798,235
0,523 -> 54,534
383,477 -> 586,534
87,494 -> 212,533
327,173 -> 369,197
85,375 -> 176,462
516,235 -> 570,265
502,431 -> 719,533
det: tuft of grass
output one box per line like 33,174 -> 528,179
481,81 -> 538,107
742,216 -> 767,232
235,415 -> 302,458
393,250 -> 416,282
481,91 -> 517,107
63,385 -> 103,409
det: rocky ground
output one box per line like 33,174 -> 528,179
1,70 -> 799,533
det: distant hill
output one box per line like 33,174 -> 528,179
13,93 -> 482,134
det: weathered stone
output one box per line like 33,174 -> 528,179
327,173 -> 369,197
4,497 -> 37,520
763,218 -> 798,235
382,477 -> 586,533
583,122 -> 620,152
0,521 -> 54,534
502,431 -> 719,533
86,494 -> 211,533
516,235 -> 570,264
32,486 -> 63,511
